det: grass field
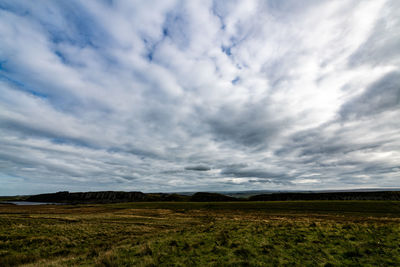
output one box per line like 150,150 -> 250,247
1,201 -> 400,266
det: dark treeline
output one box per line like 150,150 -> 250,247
24,190 -> 400,204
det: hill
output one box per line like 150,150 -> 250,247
21,190 -> 400,204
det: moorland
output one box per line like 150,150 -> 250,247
1,200 -> 400,266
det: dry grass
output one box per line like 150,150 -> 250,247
1,201 -> 400,266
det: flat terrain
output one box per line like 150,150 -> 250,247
1,201 -> 400,266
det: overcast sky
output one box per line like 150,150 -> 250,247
0,0 -> 399,195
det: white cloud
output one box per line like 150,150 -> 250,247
0,0 -> 399,194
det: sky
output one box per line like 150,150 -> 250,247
0,0 -> 399,195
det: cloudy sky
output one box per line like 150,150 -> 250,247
0,0 -> 399,195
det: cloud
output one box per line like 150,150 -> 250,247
220,165 -> 293,184
205,101 -> 287,148
340,71 -> 400,120
349,0 -> 400,67
0,0 -> 399,195
185,165 -> 211,171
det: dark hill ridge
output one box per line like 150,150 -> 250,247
24,190 -> 400,204
249,191 -> 400,201
26,191 -> 149,203
25,191 -> 232,203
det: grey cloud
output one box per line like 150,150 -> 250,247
278,123 -> 391,159
340,71 -> 400,120
185,165 -> 211,171
349,0 -> 400,67
274,114 -> 400,186
220,163 -> 293,183
1,119 -> 96,150
222,168 -> 291,181
206,102 -> 287,148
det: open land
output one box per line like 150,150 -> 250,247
1,201 -> 400,266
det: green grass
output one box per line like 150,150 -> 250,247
1,201 -> 400,266
107,200 -> 400,217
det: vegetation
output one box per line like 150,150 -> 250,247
1,201 -> 400,266
0,196 -> 28,202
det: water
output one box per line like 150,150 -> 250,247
1,201 -> 65,205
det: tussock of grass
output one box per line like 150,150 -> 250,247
0,201 -> 400,266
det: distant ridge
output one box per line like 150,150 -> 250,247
21,190 -> 400,204
190,192 -> 237,202
26,191 -> 149,203
249,191 -> 400,201
174,188 -> 400,198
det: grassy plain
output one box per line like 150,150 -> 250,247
1,201 -> 400,266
